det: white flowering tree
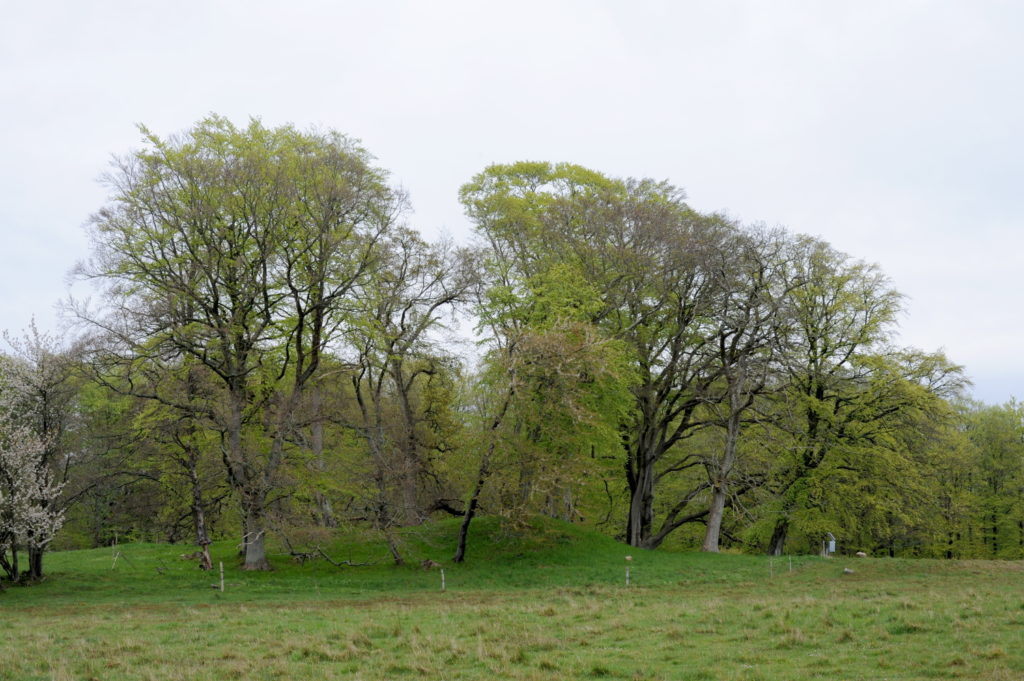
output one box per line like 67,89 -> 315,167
0,322 -> 76,583
0,414 -> 64,583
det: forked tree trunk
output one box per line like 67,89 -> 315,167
626,451 -> 655,547
768,518 -> 788,556
0,545 -> 18,582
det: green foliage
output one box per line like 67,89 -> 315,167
80,115 -> 414,569
47,137 -> 1024,571
753,347 -> 970,556
957,401 -> 1024,558
462,160 -> 743,548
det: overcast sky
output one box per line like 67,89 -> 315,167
3,1 -> 1022,403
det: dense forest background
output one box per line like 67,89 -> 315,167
2,117 -> 1021,580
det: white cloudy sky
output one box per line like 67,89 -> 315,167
2,1 -> 1022,403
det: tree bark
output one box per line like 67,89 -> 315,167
701,385 -> 744,552
191,478 -> 213,571
27,545 -> 43,581
0,545 -> 18,582
242,503 -> 270,570
393,360 -> 425,526
310,387 -> 337,528
626,449 -> 655,547
224,388 -> 272,571
384,528 -> 405,566
701,488 -> 728,552
767,517 -> 788,556
452,455 -> 490,563
452,387 -> 512,564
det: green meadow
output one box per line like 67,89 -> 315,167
3,518 -> 1023,681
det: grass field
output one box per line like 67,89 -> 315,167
2,518 -> 1024,680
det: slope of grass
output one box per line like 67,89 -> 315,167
1,516 -> 799,607
3,517 -> 1024,680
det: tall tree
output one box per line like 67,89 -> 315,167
963,401 -> 1024,558
343,230 -> 474,561
756,239 -> 968,555
698,227 -> 792,552
131,360 -> 227,568
76,116 -> 403,569
451,282 -> 630,562
461,162 -> 737,548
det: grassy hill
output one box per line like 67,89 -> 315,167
3,517 -> 1023,680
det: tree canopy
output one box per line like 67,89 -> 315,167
4,115 -> 1017,585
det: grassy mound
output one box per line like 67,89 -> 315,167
2,515 -> 814,607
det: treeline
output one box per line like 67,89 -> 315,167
0,116 -> 1020,580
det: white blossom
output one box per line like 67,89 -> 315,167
0,414 -> 64,556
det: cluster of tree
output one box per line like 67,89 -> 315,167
2,116 -> 1021,583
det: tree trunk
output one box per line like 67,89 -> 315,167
393,360 -> 425,526
992,513 -> 999,555
453,455 -> 490,563
453,384 -> 512,564
242,520 -> 269,570
399,453 -> 422,526
384,528 -> 405,566
0,544 -> 18,582
626,451 -> 655,547
192,496 -> 213,571
224,389 -> 271,571
242,500 -> 270,571
26,545 -> 43,581
702,407 -> 741,553
701,487 -> 727,552
26,494 -> 52,580
310,388 -> 337,528
767,517 -> 788,556
187,455 -> 213,570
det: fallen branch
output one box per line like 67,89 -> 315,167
317,547 -> 375,569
